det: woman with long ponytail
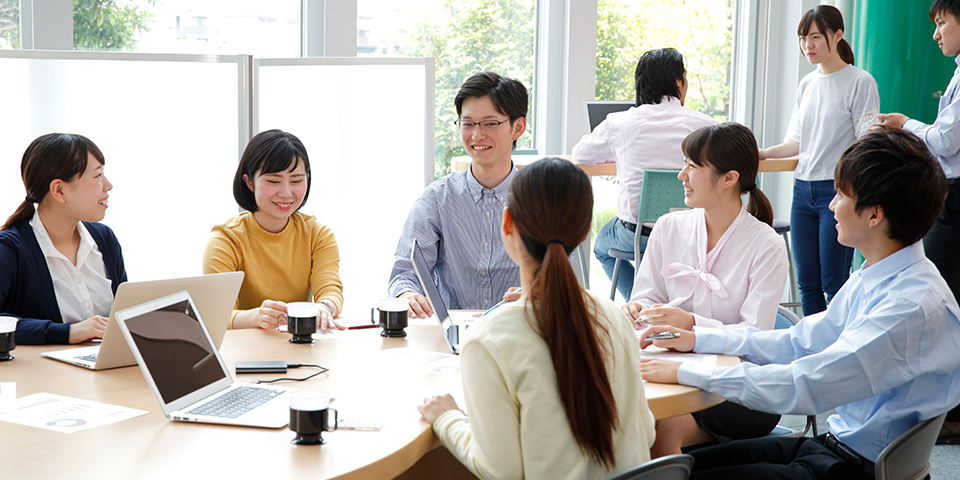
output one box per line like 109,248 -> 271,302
418,158 -> 655,479
0,133 -> 126,345
622,123 -> 789,457
759,4 -> 879,317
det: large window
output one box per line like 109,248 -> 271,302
595,0 -> 733,121
71,0 -> 301,56
358,0 -> 536,179
0,0 -> 17,49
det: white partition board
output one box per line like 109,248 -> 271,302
257,59 -> 434,317
0,53 -> 241,281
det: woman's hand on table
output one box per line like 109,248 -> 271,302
621,301 -> 644,327
68,315 -> 108,343
317,302 -> 345,332
637,325 -> 695,352
254,300 -> 288,329
643,305 -> 695,330
418,393 -> 463,424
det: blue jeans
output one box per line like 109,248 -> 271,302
791,180 -> 853,316
594,217 -> 649,300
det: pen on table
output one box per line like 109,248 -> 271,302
481,288 -> 522,317
348,324 -> 379,330
636,296 -> 687,325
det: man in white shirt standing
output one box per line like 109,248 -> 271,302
640,127 -> 960,480
573,48 -> 717,300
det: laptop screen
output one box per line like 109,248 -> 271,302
584,100 -> 635,132
411,239 -> 450,323
122,299 -> 226,404
411,238 -> 465,350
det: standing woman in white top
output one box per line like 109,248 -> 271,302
622,123 -> 789,458
760,5 -> 880,316
0,134 -> 125,345
418,158 -> 655,479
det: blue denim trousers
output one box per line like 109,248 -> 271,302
593,216 -> 649,300
791,179 -> 853,316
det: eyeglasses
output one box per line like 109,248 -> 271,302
454,119 -> 509,131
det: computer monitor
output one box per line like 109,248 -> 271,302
583,100 -> 635,132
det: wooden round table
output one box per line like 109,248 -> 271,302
0,323 -> 734,480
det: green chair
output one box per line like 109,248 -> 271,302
608,170 -> 687,300
852,249 -> 865,271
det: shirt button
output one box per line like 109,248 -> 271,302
486,211 -> 490,216
76,278 -> 83,285
481,271 -> 487,276
484,242 -> 489,247
483,299 -> 489,305
87,305 -> 93,312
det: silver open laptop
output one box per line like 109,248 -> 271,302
410,239 -> 478,354
41,272 -> 244,370
115,290 -> 290,428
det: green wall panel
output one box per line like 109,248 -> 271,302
853,0 -> 956,123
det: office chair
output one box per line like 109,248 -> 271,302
608,170 -> 687,300
772,219 -> 799,308
874,413 -> 947,480
606,454 -> 694,480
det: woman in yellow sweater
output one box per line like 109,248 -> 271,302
203,130 -> 344,331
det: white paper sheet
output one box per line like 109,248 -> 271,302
0,393 -> 148,433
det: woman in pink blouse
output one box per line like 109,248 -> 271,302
622,122 -> 789,458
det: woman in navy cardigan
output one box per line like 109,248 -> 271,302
0,134 -> 126,345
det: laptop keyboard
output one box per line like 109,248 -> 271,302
186,386 -> 281,419
77,354 -> 98,363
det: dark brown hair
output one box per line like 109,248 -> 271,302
233,129 -> 311,213
681,123 -> 774,226
930,0 -> 960,22
507,158 -> 619,467
798,5 -> 855,65
835,126 -> 947,245
3,133 -> 105,231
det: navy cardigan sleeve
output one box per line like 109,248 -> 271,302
0,221 -> 126,345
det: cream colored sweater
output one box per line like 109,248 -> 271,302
433,291 -> 655,480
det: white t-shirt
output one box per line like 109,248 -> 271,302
432,290 -> 655,480
785,64 -> 880,181
572,96 -> 717,223
30,209 -> 113,324
630,206 -> 788,331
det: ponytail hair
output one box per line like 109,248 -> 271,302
682,123 -> 774,227
798,5 -> 855,65
2,133 -> 104,231
507,158 -> 620,467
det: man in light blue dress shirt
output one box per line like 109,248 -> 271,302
388,72 -> 527,316
641,128 -> 960,479
878,0 -> 960,438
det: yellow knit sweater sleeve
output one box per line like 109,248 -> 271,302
202,213 -> 343,328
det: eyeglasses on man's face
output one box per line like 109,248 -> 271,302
454,118 -> 509,131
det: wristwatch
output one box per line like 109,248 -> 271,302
318,299 -> 337,317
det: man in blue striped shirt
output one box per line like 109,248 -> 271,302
388,72 -> 527,317
641,128 -> 960,479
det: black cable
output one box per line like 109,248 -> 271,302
252,363 -> 329,384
